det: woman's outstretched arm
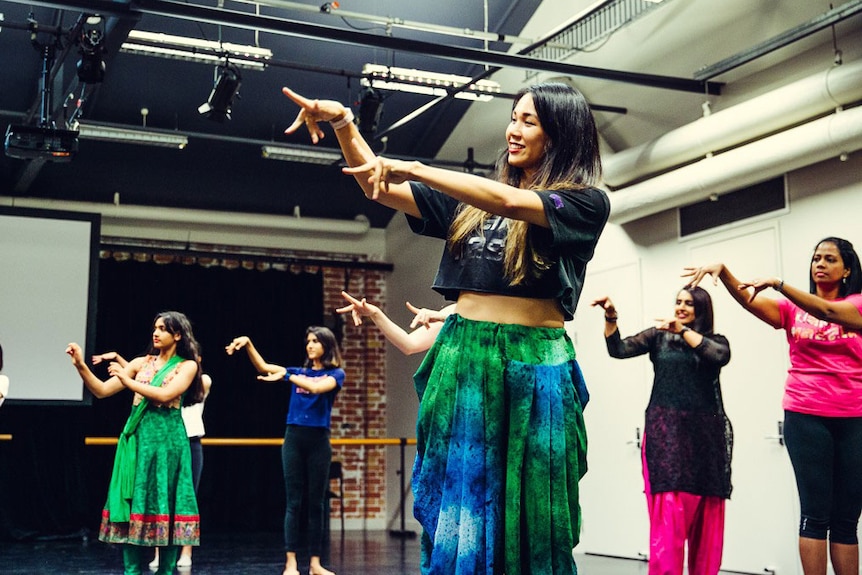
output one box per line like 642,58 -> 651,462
225,336 -> 287,381
683,263 -> 781,328
337,291 -> 452,355
66,342 -> 125,398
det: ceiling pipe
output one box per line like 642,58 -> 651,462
1,198 -> 372,236
608,105 -> 862,225
603,59 -> 862,188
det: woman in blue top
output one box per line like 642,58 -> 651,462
226,326 -> 344,575
282,82 -> 609,575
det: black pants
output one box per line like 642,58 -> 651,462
784,410 -> 862,544
281,425 -> 331,555
189,436 -> 203,492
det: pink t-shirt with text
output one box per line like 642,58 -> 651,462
778,294 -> 862,417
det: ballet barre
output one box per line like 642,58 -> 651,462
85,437 -> 415,447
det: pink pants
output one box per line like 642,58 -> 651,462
643,436 -> 726,575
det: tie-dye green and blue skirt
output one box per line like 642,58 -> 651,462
413,314 -> 588,575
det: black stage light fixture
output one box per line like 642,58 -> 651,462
357,86 -> 384,139
198,61 -> 241,123
76,14 -> 106,83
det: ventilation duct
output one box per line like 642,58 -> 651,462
1,198 -> 372,236
603,60 -> 862,187
608,105 -> 862,225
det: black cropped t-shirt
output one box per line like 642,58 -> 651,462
406,181 -> 610,321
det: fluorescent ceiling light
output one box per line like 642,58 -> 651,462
261,145 -> 343,165
362,64 -> 501,102
121,30 -> 272,70
76,123 -> 188,149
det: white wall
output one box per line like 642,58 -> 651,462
577,152 -> 862,573
383,215 -> 447,534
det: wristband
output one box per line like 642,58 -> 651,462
604,315 -> 618,323
774,278 -> 784,292
329,109 -> 355,130
680,326 -> 691,335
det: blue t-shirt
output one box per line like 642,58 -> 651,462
283,366 -> 344,428
406,182 -> 610,321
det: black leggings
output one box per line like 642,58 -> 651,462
784,410 -> 862,544
281,425 -> 331,555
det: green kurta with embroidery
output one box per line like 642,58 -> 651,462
99,355 -> 200,546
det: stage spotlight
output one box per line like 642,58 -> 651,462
76,14 -> 106,83
198,61 -> 242,123
357,86 -> 384,138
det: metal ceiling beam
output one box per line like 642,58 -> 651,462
11,0 -> 721,94
694,0 -> 862,80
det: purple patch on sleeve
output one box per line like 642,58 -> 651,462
549,193 -> 564,209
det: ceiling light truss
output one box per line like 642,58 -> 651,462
120,30 -> 272,70
361,64 -> 502,102
25,0 -> 713,94
261,144 -> 343,164
75,122 -> 188,148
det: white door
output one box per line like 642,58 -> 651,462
570,260 -> 651,560
688,225 -> 800,575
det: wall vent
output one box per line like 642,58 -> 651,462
679,176 -> 786,237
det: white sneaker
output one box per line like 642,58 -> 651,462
176,554 -> 192,569
148,556 -> 159,571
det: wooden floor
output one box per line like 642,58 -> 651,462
0,529 -> 665,574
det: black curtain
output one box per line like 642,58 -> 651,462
0,256 -> 323,540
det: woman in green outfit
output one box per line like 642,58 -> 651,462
283,82 -> 608,574
66,311 -> 204,575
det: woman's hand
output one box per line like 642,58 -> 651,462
281,87 -> 349,145
737,277 -> 781,303
225,336 -> 250,356
91,351 -> 118,365
257,369 -> 287,382
336,291 -> 381,326
107,362 -> 132,386
655,317 -> 684,333
65,343 -> 86,369
342,139 -> 419,200
407,302 -> 448,329
590,296 -> 617,317
682,263 -> 725,288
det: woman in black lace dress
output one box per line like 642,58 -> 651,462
592,286 -> 732,575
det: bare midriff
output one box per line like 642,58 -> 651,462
455,291 -> 564,328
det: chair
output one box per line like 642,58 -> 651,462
327,461 -> 345,533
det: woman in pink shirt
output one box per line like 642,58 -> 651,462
685,237 -> 862,575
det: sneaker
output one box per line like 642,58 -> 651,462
148,556 -> 159,571
176,555 -> 192,569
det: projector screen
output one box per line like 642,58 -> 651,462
0,206 -> 100,403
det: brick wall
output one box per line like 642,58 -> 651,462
322,266 -> 388,525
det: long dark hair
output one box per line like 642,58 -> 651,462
449,82 -> 603,285
680,286 -> 715,335
0,342 -> 3,371
497,82 -> 602,190
148,311 -> 204,406
809,237 -> 862,297
303,326 -> 343,370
